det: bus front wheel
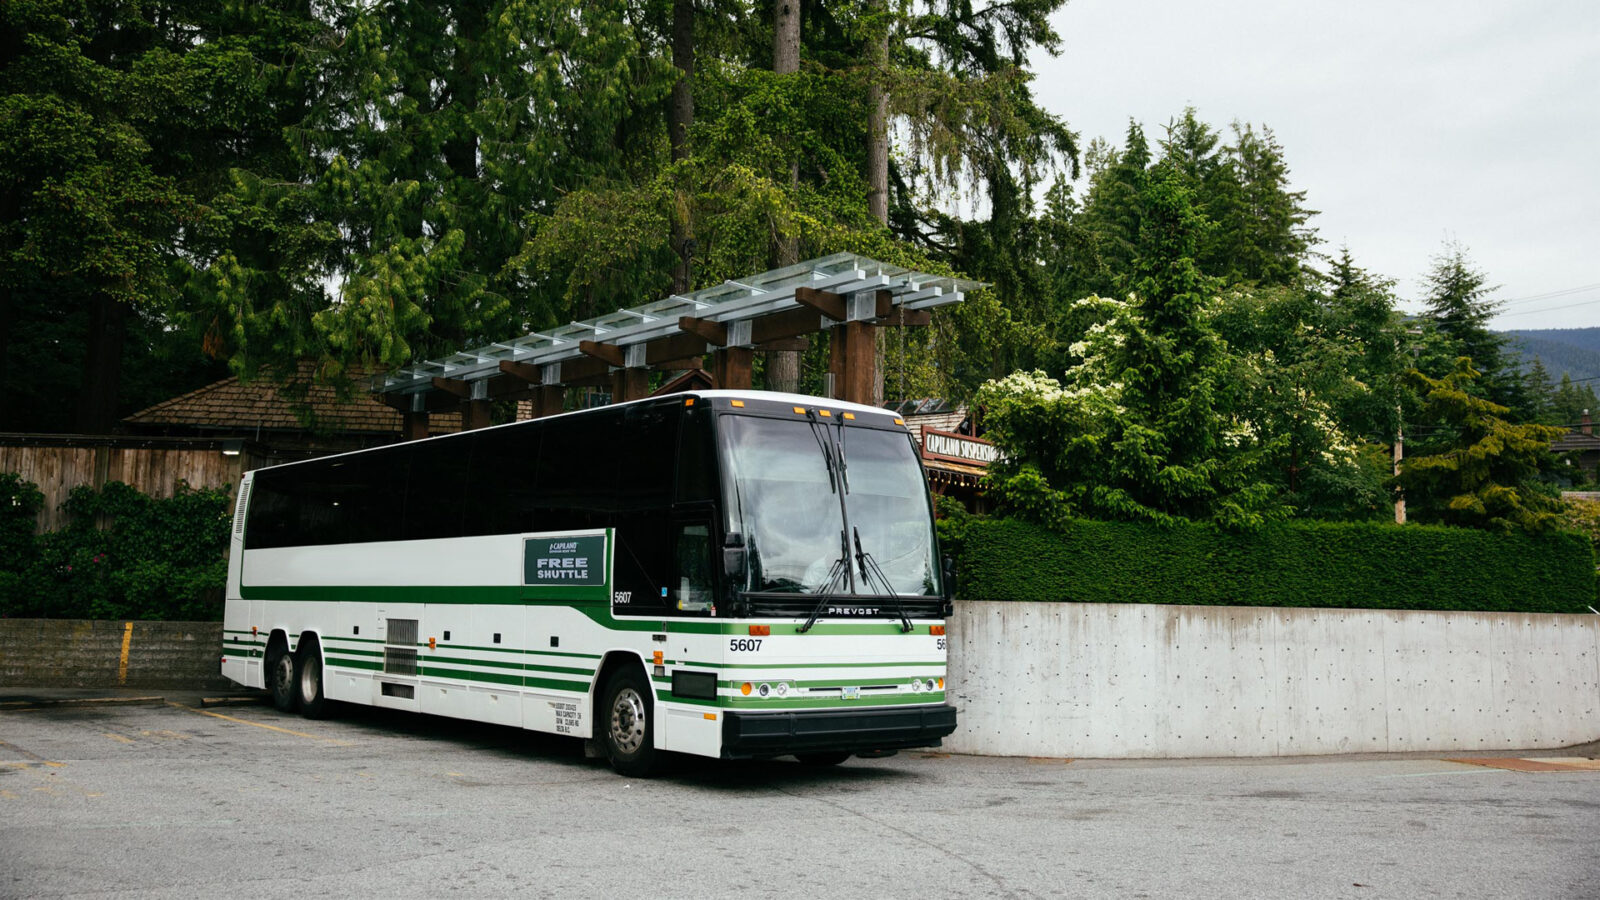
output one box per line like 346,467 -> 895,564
266,642 -> 299,713
601,667 -> 659,778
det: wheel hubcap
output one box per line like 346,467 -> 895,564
299,656 -> 318,702
609,687 -> 647,754
273,656 -> 293,700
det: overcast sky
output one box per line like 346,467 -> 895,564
1030,0 -> 1599,331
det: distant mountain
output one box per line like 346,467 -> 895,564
1501,328 -> 1600,384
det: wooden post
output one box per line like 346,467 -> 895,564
713,347 -> 753,389
533,385 -> 564,418
402,411 -> 430,440
841,320 -> 875,405
462,400 -> 491,431
612,368 -> 649,403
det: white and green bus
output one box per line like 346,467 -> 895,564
221,390 -> 956,775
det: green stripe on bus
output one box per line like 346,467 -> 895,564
677,659 -> 946,670
235,586 -> 940,636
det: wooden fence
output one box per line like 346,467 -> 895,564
0,435 -> 270,532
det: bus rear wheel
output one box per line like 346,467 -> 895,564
266,643 -> 299,713
601,667 -> 659,778
296,639 -> 332,719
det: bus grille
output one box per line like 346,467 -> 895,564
385,619 -> 418,675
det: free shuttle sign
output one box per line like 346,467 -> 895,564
921,428 -> 999,466
523,534 -> 607,586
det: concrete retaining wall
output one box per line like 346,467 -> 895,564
0,619 -> 231,690
947,602 -> 1600,758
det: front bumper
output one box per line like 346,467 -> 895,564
721,704 -> 957,758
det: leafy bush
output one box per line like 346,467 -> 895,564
0,476 -> 231,621
0,472 -> 44,573
958,515 -> 1595,613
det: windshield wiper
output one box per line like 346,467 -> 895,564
854,527 -> 913,633
798,530 -> 851,634
804,409 -> 838,493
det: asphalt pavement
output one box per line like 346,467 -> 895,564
1,687 -> 1596,899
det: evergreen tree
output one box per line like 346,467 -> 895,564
1417,241 -> 1524,414
979,163 -> 1284,528
1396,358 -> 1567,533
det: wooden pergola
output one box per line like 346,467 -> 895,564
372,254 -> 978,438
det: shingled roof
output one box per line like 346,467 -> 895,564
125,368 -> 461,435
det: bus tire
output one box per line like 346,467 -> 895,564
296,638 -> 332,719
266,639 -> 299,713
796,752 -> 851,767
601,666 -> 659,778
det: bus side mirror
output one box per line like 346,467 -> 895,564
723,533 -> 747,580
941,556 -> 957,608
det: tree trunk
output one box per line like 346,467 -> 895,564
865,16 -> 890,404
765,0 -> 803,392
670,0 -> 696,292
74,293 -> 129,434
865,23 -> 889,227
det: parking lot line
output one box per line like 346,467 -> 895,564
166,702 -> 352,744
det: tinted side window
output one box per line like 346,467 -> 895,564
245,451 -> 406,548
675,406 -> 716,503
535,410 -> 621,531
461,424 -> 541,536
403,438 -> 472,540
617,402 -> 678,511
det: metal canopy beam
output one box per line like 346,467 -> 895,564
373,253 -> 983,412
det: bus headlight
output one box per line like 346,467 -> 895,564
911,679 -> 924,693
757,682 -> 771,698
925,679 -> 937,692
775,682 -> 790,697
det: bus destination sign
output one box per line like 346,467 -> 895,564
523,534 -> 607,586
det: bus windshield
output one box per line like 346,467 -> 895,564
719,415 -> 940,598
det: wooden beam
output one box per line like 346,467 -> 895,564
754,336 -> 809,352
750,306 -> 823,344
555,355 -> 611,384
483,372 -> 537,401
678,316 -> 728,346
564,371 -> 616,388
402,411 -> 430,441
431,377 -> 472,399
644,331 -> 708,366
498,359 -> 542,384
794,286 -> 846,321
579,340 -> 626,368
875,288 -> 893,318
651,355 -> 707,372
878,308 -> 931,327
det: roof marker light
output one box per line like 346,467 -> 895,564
793,406 -> 807,414
819,410 -> 831,417
731,400 -> 745,407
685,398 -> 695,407
894,418 -> 905,425
843,412 -> 855,420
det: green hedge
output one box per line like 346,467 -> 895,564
0,477 -> 231,621
956,517 -> 1597,614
